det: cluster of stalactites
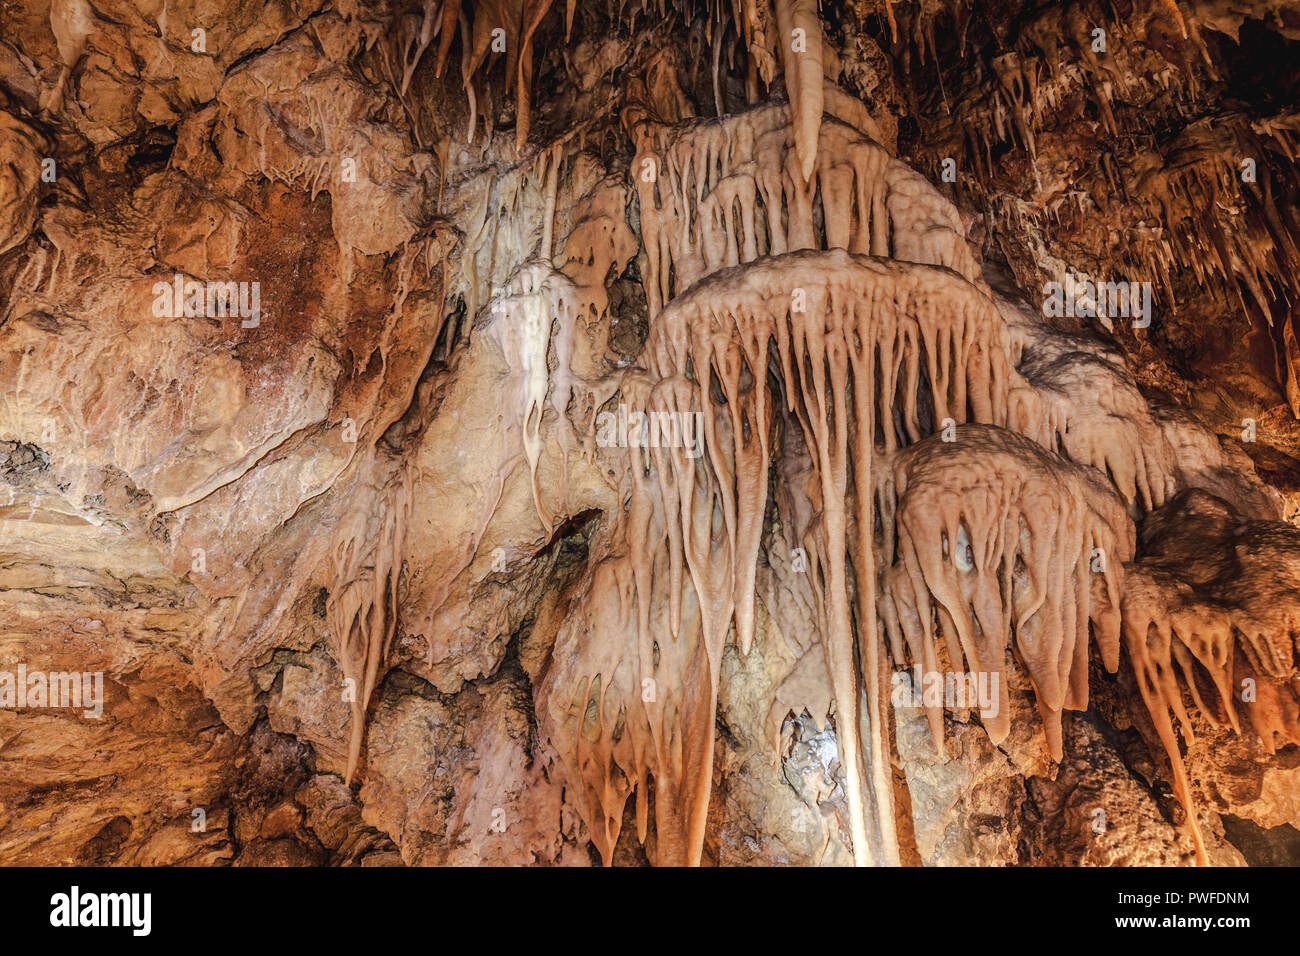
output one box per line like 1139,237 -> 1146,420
999,289 -> 1288,520
1122,489 -> 1300,864
386,0 -> 571,148
541,244 -> 1283,865
537,63 -> 1296,865
879,423 -> 1135,760
539,250 -> 1039,865
994,125 -> 1300,355
909,0 -> 1195,160
893,1 -> 1299,409
621,0 -> 827,176
1028,351 -> 1179,512
1000,296 -> 1181,512
542,244 -> 1281,865
629,101 -> 981,318
532,421 -> 727,865
621,251 -> 1039,864
642,250 -> 1022,655
395,0 -> 833,158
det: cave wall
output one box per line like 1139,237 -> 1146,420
1,0 -> 1299,866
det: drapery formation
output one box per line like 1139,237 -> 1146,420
529,85 -> 1298,867
486,261 -> 576,537
329,453 -> 414,784
1123,489 -> 1300,862
882,424 -> 1133,760
627,98 -> 978,317
539,249 -> 1033,865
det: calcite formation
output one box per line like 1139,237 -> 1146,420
1,0 -> 1298,868
1123,489 -> 1300,861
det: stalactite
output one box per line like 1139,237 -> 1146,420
1123,489 -> 1300,865
328,456 -> 413,784
401,0 -> 844,155
642,250 -> 1020,650
413,0 -> 558,147
529,19 -> 1300,864
879,424 -> 1134,759
397,0 -> 459,96
1000,295 -> 1180,512
774,0 -> 823,182
16,0 -> 1300,877
534,374 -> 725,864
538,250 -> 1038,865
542,232 -> 1291,864
1159,0 -> 1189,39
628,101 -> 980,318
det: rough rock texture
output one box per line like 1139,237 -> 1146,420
2,0 -> 1299,867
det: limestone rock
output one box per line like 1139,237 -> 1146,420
1,0 -> 1298,869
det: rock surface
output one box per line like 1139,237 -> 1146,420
1,0 -> 1298,866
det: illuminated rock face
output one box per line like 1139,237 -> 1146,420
1,0 -> 1298,866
